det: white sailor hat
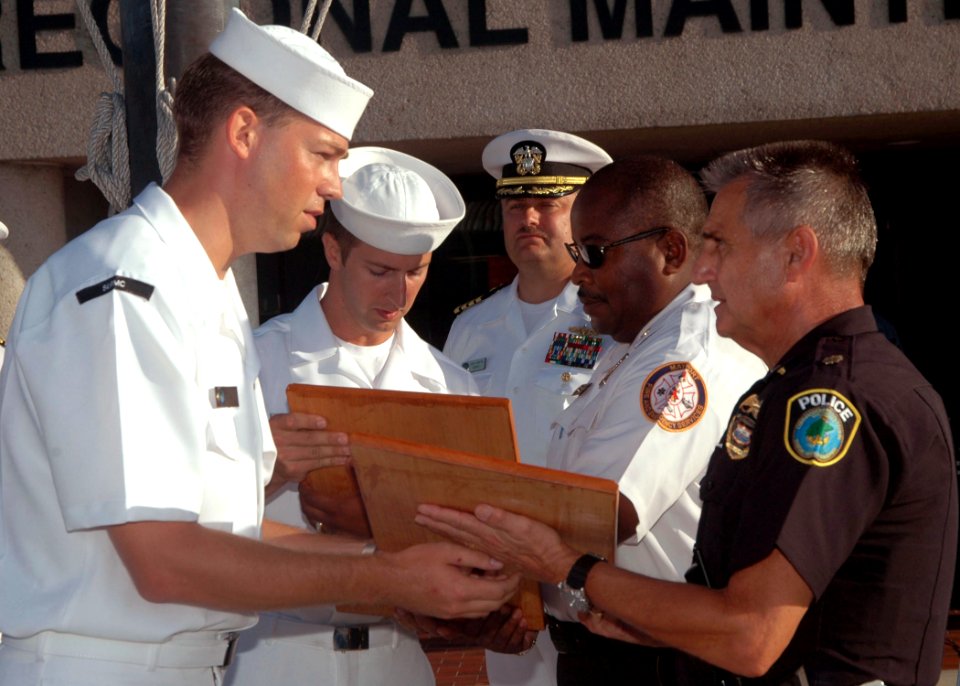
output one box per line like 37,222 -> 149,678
209,9 -> 373,140
331,147 -> 465,255
0,220 -> 8,240
482,129 -> 612,199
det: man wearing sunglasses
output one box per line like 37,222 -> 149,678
418,142 -> 956,686
443,129 -> 614,686
534,156 -> 765,685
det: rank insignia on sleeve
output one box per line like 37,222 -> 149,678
76,276 -> 154,304
725,393 -> 760,460
545,332 -> 603,369
641,362 -> 708,432
784,388 -> 861,467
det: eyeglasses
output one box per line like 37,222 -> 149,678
565,226 -> 671,268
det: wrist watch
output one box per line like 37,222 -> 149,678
557,553 -> 605,614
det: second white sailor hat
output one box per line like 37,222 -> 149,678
331,147 -> 466,255
482,129 -> 612,199
209,9 -> 373,140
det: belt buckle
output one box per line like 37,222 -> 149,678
333,626 -> 370,651
221,632 -> 239,668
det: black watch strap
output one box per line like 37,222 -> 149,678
565,553 -> 605,590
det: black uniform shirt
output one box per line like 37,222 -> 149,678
692,306 -> 957,686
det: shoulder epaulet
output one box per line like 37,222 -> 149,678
453,282 -> 509,316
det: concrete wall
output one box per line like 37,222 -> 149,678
1,0 -> 958,332
0,163 -> 69,338
2,1 -> 959,162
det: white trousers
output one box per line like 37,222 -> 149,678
225,617 -> 434,686
0,644 -> 222,685
485,629 -> 558,686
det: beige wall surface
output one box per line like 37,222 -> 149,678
1,0 -> 959,328
1,0 -> 959,165
0,163 -> 69,337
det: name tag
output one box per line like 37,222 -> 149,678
463,358 -> 487,373
211,386 -> 239,408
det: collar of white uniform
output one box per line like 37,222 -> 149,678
629,283 -> 706,350
133,183 -> 239,326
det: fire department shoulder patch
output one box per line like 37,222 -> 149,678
641,362 -> 708,432
784,388 -> 861,467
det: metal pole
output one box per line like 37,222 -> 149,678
118,1 -> 237,201
164,1 -> 238,81
118,0 -> 161,200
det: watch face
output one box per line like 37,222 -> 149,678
568,593 -> 591,615
560,553 -> 604,615
562,586 -> 592,614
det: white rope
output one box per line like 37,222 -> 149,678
151,0 -> 178,184
301,0 -> 335,40
301,0 -> 319,33
74,0 -> 130,213
77,0 -> 328,213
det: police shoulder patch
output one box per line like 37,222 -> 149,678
641,361 -> 708,432
784,388 -> 861,467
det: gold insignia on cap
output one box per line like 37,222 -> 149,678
561,371 -> 572,382
513,144 -> 543,176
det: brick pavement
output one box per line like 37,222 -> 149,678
425,643 -> 488,686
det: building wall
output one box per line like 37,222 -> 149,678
3,1 -> 959,162
0,163 -> 68,337
1,0 -> 959,334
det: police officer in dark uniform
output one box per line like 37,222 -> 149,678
415,140 -> 957,686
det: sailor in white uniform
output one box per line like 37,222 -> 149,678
0,13 -> 516,686
228,147 -> 475,686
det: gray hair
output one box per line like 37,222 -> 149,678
701,140 -> 877,285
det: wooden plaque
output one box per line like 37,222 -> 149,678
287,384 -> 521,501
349,433 -> 619,630
286,384 -> 528,619
286,384 -> 520,460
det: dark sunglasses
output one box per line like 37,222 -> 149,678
565,226 -> 671,268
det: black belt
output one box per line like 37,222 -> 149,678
548,615 -> 671,686
548,615 -> 599,654
547,615 -> 666,656
333,626 -> 370,651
